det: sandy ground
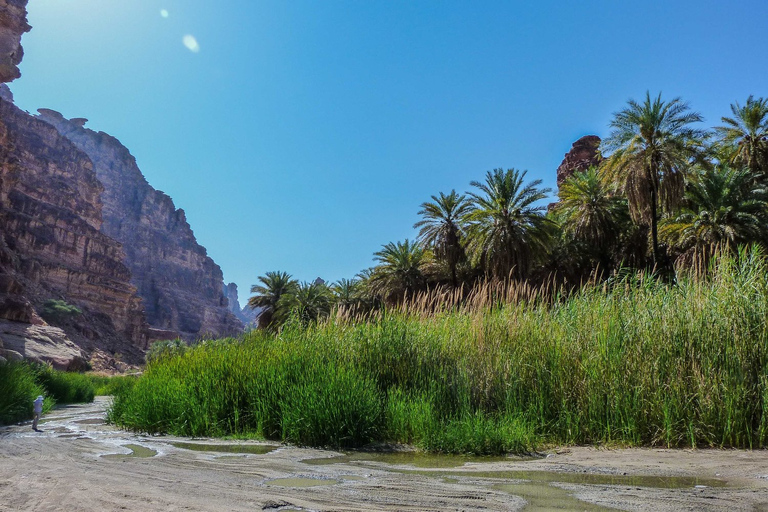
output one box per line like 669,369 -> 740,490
2,398 -> 768,511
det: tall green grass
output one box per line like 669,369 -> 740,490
110,249 -> 768,453
0,362 -> 95,425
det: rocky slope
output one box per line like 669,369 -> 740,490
38,111 -> 243,340
556,135 -> 602,187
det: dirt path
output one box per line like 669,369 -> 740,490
2,398 -> 768,511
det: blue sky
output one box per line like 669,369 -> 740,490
11,0 -> 768,296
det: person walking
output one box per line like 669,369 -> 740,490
32,395 -> 43,432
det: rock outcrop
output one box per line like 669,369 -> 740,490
224,282 -> 259,326
556,135 -> 602,187
0,98 -> 149,365
0,0 -> 29,83
38,111 -> 243,340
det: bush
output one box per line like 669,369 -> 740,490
87,374 -> 138,396
145,338 -> 187,364
40,299 -> 81,324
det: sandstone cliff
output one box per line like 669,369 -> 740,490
38,111 -> 243,340
0,97 -> 149,365
224,282 -> 259,326
0,0 -> 29,83
556,135 -> 602,187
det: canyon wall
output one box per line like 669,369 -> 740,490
38,111 -> 243,340
224,282 -> 259,326
0,97 -> 149,365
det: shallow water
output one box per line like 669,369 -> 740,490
102,444 -> 157,459
170,441 -> 277,455
302,451 -> 520,468
266,477 -> 340,487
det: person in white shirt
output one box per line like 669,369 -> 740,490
32,395 -> 44,432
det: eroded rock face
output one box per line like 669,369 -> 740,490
556,135 -> 602,187
39,111 -> 243,340
224,282 -> 259,326
0,98 -> 149,360
0,0 -> 29,83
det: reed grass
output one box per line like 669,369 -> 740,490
110,248 -> 768,453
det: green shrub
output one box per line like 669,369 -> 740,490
87,374 -> 138,396
40,299 -> 81,324
145,338 -> 187,364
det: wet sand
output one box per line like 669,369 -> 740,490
2,397 -> 768,511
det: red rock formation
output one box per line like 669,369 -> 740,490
0,98 -> 149,364
39,111 -> 243,340
556,135 -> 602,187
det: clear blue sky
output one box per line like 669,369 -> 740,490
11,0 -> 768,296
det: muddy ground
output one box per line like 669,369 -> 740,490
2,397 -> 768,511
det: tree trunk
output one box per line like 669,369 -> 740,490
650,185 -> 659,268
450,263 -> 458,288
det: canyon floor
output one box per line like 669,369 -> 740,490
2,398 -> 768,511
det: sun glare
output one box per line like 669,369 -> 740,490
182,35 -> 200,53
160,9 -> 169,18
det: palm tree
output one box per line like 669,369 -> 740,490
602,91 -> 707,267
293,281 -> 332,325
466,168 -> 552,279
414,190 -> 472,288
555,167 -> 628,248
660,165 -> 768,256
715,96 -> 768,177
247,271 -> 298,329
370,240 -> 428,303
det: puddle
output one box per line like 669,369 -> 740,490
266,477 -> 340,487
102,444 -> 157,459
302,451 -> 519,468
171,442 -> 277,455
495,481 -> 614,511
74,419 -> 105,425
399,468 -> 727,489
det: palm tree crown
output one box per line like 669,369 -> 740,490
602,91 -> 706,265
466,168 -> 552,279
715,96 -> 768,177
370,239 -> 428,302
414,190 -> 472,287
660,165 -> 768,255
247,271 -> 298,329
555,167 -> 627,248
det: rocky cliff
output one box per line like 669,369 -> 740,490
224,282 -> 259,326
556,135 -> 602,187
0,0 -> 29,83
38,111 -> 243,340
0,97 -> 149,366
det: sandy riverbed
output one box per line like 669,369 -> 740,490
2,397 -> 768,511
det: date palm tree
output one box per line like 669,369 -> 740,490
602,92 -> 706,267
293,281 -> 332,325
414,190 -> 472,288
715,96 -> 768,177
370,240 -> 427,303
247,271 -> 298,329
660,165 -> 768,255
466,168 -> 552,279
555,167 -> 627,247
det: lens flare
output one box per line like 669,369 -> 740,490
182,35 -> 200,53
160,9 -> 169,18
